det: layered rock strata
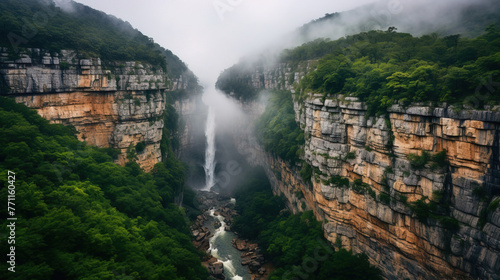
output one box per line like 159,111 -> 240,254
0,48 -> 196,171
296,96 -> 500,280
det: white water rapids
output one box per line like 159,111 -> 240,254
207,209 -> 248,280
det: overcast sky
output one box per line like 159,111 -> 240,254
74,0 -> 375,85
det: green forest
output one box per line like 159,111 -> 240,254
215,61 -> 257,101
232,168 -> 382,280
255,90 -> 304,164
0,97 -> 208,280
217,26 -> 500,115
0,0 -> 194,79
292,26 -> 500,115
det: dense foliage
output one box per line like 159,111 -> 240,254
218,26 -> 500,114
256,90 -> 304,163
0,98 -> 208,280
293,27 -> 500,115
232,168 -> 382,280
0,0 -> 194,77
215,62 -> 257,101
232,168 -> 286,239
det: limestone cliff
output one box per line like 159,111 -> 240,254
227,63 -> 500,280
0,48 -> 198,171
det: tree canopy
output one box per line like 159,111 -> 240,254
294,27 -> 500,115
0,97 -> 208,279
217,26 -> 500,115
0,0 -> 195,79
232,167 -> 382,280
256,90 -> 305,163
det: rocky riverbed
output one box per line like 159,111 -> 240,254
191,191 -> 271,280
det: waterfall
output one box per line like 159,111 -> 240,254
202,88 -> 246,191
204,106 -> 216,191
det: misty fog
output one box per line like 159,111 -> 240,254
74,0 -> 498,86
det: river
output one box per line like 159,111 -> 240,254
206,207 -> 251,280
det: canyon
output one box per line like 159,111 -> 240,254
3,1 -> 500,279
2,50 -> 500,280
228,62 -> 500,280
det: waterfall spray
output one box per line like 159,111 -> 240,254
204,106 -> 216,191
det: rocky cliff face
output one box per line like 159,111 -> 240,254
297,97 -> 500,280
230,62 -> 500,280
0,48 -> 198,171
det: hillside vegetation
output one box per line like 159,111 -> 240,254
0,0 -> 194,80
218,26 -> 500,115
0,97 -> 208,279
255,90 -> 305,164
232,168 -> 382,280
293,26 -> 500,115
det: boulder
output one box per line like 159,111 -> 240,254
258,267 -> 266,275
208,261 -> 225,279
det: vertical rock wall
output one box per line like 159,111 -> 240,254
1,48 -> 197,171
296,96 -> 500,280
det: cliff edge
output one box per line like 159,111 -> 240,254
0,48 -> 197,171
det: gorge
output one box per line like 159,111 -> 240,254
2,0 -> 500,280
